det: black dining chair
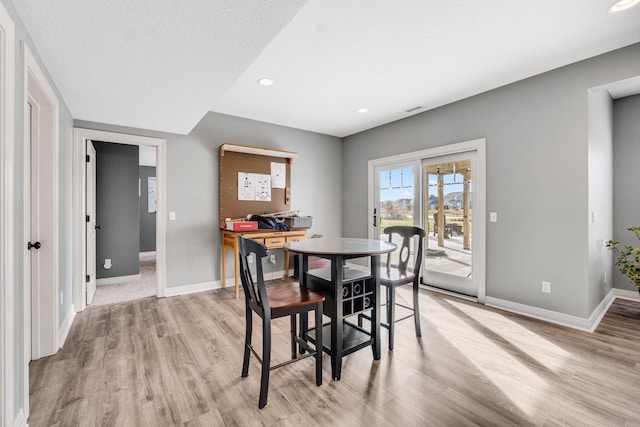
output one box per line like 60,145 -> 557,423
359,226 -> 426,350
238,237 -> 324,409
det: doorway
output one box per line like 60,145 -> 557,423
89,141 -> 158,306
369,139 -> 486,302
73,128 -> 167,312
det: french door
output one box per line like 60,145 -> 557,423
369,139 -> 485,301
373,161 -> 421,268
422,151 -> 477,297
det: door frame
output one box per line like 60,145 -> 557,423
0,4 -> 15,425
368,138 -> 486,303
85,141 -> 97,304
22,43 -> 60,356
72,128 -> 167,311
22,41 -> 60,420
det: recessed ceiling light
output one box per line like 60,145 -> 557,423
357,108 -> 368,113
258,78 -> 274,86
609,0 -> 640,13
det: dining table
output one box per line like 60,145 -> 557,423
284,237 -> 397,380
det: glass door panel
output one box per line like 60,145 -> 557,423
422,152 -> 476,297
374,162 -> 420,268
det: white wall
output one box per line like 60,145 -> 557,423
587,89 -> 613,313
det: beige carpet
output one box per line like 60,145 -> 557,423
91,255 -> 157,306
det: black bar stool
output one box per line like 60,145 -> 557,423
239,237 -> 325,409
359,226 -> 425,350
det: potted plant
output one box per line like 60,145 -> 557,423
606,226 -> 640,295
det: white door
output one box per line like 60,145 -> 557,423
27,100 -> 40,359
422,151 -> 478,297
86,140 -> 97,304
373,161 -> 421,266
26,94 -> 57,359
24,44 -> 60,360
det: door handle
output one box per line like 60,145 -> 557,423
373,208 -> 377,227
95,225 -> 102,230
27,241 -> 41,250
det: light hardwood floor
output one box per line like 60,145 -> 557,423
29,286 -> 640,426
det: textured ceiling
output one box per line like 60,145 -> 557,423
12,0 -> 640,137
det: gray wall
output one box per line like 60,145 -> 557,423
612,94 -> 640,291
343,43 -> 640,319
75,111 -> 343,288
94,142 -> 140,279
139,166 -> 157,252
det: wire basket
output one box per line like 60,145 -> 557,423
283,216 -> 313,229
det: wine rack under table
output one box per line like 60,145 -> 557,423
305,264 -> 378,363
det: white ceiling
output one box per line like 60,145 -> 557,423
12,0 -> 640,138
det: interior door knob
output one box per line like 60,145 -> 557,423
27,241 -> 41,250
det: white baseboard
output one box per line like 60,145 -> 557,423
164,280 -> 222,297
612,288 -> 640,301
13,408 -> 26,427
164,273 -> 291,298
485,289 -> 616,333
58,304 -> 75,349
263,269 -> 290,281
96,274 -> 141,286
140,251 -> 156,257
588,290 -> 617,332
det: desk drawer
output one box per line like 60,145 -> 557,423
286,233 -> 306,243
264,237 -> 286,248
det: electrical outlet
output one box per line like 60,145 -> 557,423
60,291 -> 63,304
270,254 -> 276,264
542,281 -> 551,293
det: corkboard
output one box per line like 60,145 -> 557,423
219,144 -> 296,226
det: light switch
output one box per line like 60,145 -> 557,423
489,212 -> 498,223
169,211 -> 176,221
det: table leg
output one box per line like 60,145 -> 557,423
299,254 -> 309,354
371,255 -> 381,360
234,246 -> 240,299
331,256 -> 344,380
284,251 -> 290,277
221,246 -> 227,289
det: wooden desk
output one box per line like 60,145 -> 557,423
284,237 -> 396,380
221,229 -> 307,298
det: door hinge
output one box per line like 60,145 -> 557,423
86,215 -> 90,222
86,275 -> 90,283
86,154 -> 90,162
